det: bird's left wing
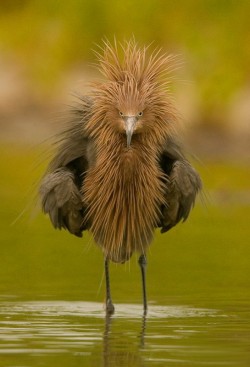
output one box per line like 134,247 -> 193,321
159,137 -> 202,233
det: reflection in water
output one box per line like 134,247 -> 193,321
103,312 -> 147,367
0,300 -> 249,367
103,314 -> 113,367
139,312 -> 147,348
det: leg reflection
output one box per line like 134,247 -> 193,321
102,311 -> 147,367
139,312 -> 147,348
103,313 -> 113,367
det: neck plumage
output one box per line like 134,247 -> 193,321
82,131 -> 167,263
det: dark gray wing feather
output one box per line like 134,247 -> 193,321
49,96 -> 93,171
39,96 -> 92,237
40,168 -> 84,237
159,137 -> 202,233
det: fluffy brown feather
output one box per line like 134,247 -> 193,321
82,40 -> 179,262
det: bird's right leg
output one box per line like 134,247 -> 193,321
104,258 -> 115,315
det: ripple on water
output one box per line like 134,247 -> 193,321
0,300 -> 218,319
0,300 -> 238,367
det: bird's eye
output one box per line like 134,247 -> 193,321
119,111 -> 124,117
138,111 -> 143,117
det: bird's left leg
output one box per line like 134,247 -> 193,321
104,258 -> 115,315
138,254 -> 148,314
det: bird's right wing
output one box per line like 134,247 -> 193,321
39,96 -> 92,237
40,167 -> 85,237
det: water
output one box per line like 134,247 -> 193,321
0,298 -> 249,367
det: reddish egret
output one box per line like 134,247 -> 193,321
40,40 -> 202,314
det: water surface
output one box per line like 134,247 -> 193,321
0,298 -> 249,367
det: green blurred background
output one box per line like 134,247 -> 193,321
0,0 -> 249,305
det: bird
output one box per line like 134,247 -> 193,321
39,40 -> 202,315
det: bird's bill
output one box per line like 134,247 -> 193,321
124,116 -> 138,147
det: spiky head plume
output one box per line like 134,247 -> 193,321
85,39 -> 180,146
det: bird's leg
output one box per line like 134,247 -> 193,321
138,254 -> 148,314
104,258 -> 115,315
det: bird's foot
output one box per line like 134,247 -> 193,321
106,298 -> 115,315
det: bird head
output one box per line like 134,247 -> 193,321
87,40 -> 179,147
